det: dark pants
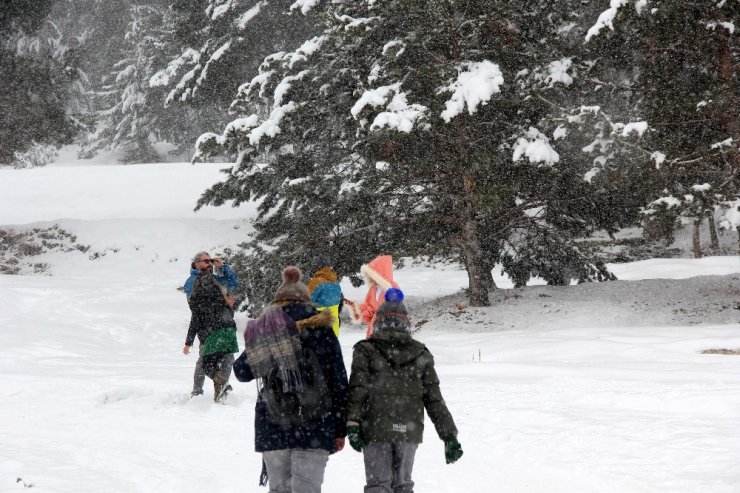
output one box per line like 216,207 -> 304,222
202,352 -> 234,400
363,442 -> 418,493
193,354 -> 206,394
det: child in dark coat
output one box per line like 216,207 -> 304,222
346,288 -> 463,493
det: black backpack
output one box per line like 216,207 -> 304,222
263,346 -> 332,426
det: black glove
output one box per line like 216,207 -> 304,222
347,422 -> 364,452
444,437 -> 463,464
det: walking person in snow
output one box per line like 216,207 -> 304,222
346,254 -> 400,339
307,264 -> 344,337
182,252 -> 239,402
232,266 -> 348,493
184,251 -> 239,397
346,288 -> 463,493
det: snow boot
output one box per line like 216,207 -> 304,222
214,383 -> 232,403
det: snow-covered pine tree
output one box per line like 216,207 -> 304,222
584,0 -> 739,257
194,0 -> 640,311
0,0 -> 88,165
88,3 -> 175,163
153,0 -> 318,110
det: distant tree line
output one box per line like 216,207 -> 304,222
1,0 -> 737,310
1,0 -> 314,166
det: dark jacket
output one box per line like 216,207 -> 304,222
185,272 -> 236,347
347,328 -> 458,444
238,302 -> 349,453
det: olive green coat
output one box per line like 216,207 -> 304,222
347,328 -> 458,444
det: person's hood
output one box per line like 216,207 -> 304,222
307,267 -> 338,294
311,282 -> 342,307
361,255 -> 394,289
370,328 -> 425,366
295,309 -> 334,332
274,301 -> 335,331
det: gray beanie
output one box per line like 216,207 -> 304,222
273,266 -> 311,303
374,288 -> 410,333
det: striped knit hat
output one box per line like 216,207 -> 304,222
374,288 -> 410,333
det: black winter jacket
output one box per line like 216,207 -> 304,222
237,302 -> 349,453
185,273 -> 236,347
347,327 -> 458,444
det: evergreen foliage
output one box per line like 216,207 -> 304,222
0,0 -> 88,165
583,0 -> 739,256
194,0 -> 647,310
153,0 -> 319,109
87,4 -> 170,163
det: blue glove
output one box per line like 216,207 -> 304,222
347,423 -> 364,452
444,437 -> 463,464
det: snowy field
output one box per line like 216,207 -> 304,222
1,162 -> 739,492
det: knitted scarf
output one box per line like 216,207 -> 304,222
243,306 -> 304,392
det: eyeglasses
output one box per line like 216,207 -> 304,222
198,258 -> 214,264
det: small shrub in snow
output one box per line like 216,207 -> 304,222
10,142 -> 59,169
0,226 -> 92,275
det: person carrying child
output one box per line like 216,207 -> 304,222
346,288 -> 463,493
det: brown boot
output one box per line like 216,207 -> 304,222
213,380 -> 224,402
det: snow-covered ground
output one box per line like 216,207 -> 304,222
1,162 -> 739,492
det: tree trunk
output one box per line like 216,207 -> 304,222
461,216 -> 491,306
736,226 -> 740,253
692,219 -> 702,258
481,257 -> 497,291
708,214 -> 720,250
459,171 -> 491,307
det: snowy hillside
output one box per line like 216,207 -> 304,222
1,162 -> 739,493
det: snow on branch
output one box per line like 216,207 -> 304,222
512,127 -> 560,166
705,21 -> 735,34
711,137 -> 734,149
335,14 -> 381,30
545,58 -> 574,87
149,49 -> 200,88
614,121 -> 648,137
274,71 -> 309,106
237,2 -> 266,29
352,83 -> 399,117
651,151 -> 666,169
290,0 -> 319,15
382,40 -> 406,57
351,83 -> 428,133
644,195 -> 682,214
585,0 -> 629,42
196,40 -> 232,86
286,36 -> 326,69
238,70 -> 275,100
249,102 -> 297,145
209,0 -> 233,20
371,93 -> 427,133
439,60 -> 504,123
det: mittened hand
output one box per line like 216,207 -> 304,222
444,437 -> 463,464
347,423 -> 364,452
